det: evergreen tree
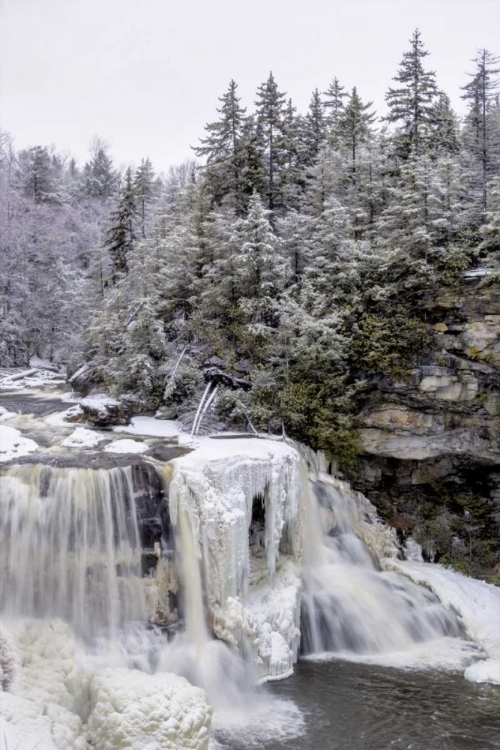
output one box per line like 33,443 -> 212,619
304,89 -> 326,165
255,73 -> 287,211
133,158 -> 156,238
104,167 -> 137,280
323,77 -> 348,146
17,146 -> 62,204
429,92 -> 460,156
83,140 -> 117,200
195,80 -> 247,211
385,29 -> 439,157
461,50 -> 500,218
338,87 -> 376,181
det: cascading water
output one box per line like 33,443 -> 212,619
0,464 -> 147,641
300,472 -> 467,660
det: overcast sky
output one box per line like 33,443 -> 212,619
1,0 -> 499,172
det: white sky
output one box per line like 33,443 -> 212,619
1,0 -> 499,172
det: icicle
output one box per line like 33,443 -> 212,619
195,384 -> 218,436
190,382 -> 212,437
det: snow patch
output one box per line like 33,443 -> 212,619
61,428 -> 103,449
104,439 -> 149,454
0,425 -> 38,462
114,416 -> 180,438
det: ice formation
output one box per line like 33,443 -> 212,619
168,438 -> 302,678
104,438 -> 149,454
86,668 -> 211,750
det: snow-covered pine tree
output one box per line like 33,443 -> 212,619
385,29 -> 439,158
82,139 -> 117,200
461,50 -> 500,220
303,89 -> 327,166
104,167 -> 137,280
255,73 -> 288,212
194,80 -> 247,212
133,158 -> 156,238
323,77 -> 348,147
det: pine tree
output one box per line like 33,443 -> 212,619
461,50 -> 500,218
255,73 -> 287,211
304,89 -> 326,165
235,116 -> 267,211
83,140 -> 117,199
323,77 -> 348,146
104,167 -> 137,280
428,92 -> 460,156
17,146 -> 62,204
194,80 -> 247,210
338,88 -> 376,180
234,191 -> 287,337
133,158 -> 156,238
385,29 -> 439,157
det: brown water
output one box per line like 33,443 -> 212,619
213,659 -> 500,750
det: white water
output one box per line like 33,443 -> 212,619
300,473 -> 476,664
0,464 -> 146,641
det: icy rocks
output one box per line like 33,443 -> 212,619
79,395 -> 130,427
0,425 -> 38,462
464,659 -> 500,685
104,438 -> 149,454
85,668 -> 211,750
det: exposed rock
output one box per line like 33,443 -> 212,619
79,395 -> 130,427
203,366 -> 252,391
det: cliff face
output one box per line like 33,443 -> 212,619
352,271 -> 500,578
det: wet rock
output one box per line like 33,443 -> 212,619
79,396 -> 130,427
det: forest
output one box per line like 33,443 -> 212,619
1,30 -> 499,468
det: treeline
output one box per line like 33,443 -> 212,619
1,31 -> 499,461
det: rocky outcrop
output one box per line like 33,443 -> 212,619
353,271 -> 500,575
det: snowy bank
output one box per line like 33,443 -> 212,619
104,438 -> 149,454
115,416 -> 180,438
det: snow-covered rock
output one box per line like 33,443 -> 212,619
104,438 -> 149,454
0,425 -> 38,462
61,427 -> 103,449
80,395 -> 129,427
464,659 -> 500,684
85,667 -> 211,750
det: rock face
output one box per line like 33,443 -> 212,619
353,272 -> 500,574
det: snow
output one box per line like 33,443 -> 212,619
104,439 -> 149,454
85,667 -> 211,750
45,405 -> 85,427
61,427 -> 103,449
0,366 -> 65,391
115,416 -> 180,438
464,659 -> 500,684
390,560 -> 500,682
0,406 -> 16,422
81,394 -> 121,410
0,425 -> 38,462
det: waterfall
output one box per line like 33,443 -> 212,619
300,472 -> 465,658
0,464 -> 147,641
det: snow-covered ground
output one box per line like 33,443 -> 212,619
104,438 -> 149,454
389,560 -> 500,684
114,415 -> 180,439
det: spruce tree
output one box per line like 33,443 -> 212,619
338,88 -> 376,181
385,29 -> 439,157
194,80 -> 247,210
461,49 -> 500,218
83,141 -> 117,199
133,158 -> 156,238
255,73 -> 287,211
429,92 -> 460,156
17,146 -> 61,204
105,167 -> 137,280
323,77 -> 348,146
304,89 -> 326,165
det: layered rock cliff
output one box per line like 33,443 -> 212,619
352,270 -> 500,578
